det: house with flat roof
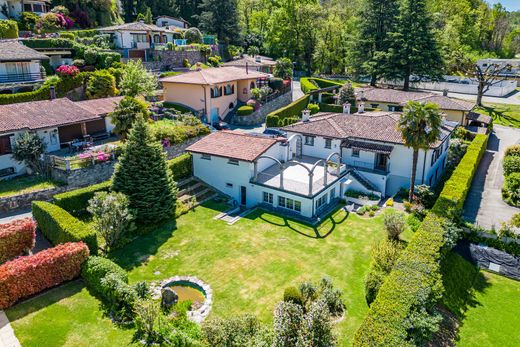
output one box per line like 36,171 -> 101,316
155,16 -> 190,30
357,87 -> 476,125
0,0 -> 50,19
223,55 -> 277,74
0,96 -> 121,178
187,109 -> 456,220
0,40 -> 49,93
160,66 -> 269,123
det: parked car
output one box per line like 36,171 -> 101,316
212,121 -> 230,130
263,128 -> 287,138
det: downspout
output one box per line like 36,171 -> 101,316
421,149 -> 427,184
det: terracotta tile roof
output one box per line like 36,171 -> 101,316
283,111 -> 455,148
343,140 -> 394,154
99,22 -> 170,32
0,40 -> 49,62
160,66 -> 268,85
186,131 -> 278,162
223,55 -> 277,68
75,96 -> 123,115
0,98 -> 103,133
467,111 -> 492,125
358,87 -> 475,111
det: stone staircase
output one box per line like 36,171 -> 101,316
177,177 -> 217,206
349,169 -> 380,193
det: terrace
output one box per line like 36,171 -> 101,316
253,155 -> 347,196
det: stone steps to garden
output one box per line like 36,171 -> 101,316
178,177 -> 217,206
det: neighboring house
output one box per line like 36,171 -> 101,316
155,15 -> 190,29
0,96 -> 121,178
477,58 -> 520,78
0,40 -> 48,93
187,109 -> 456,220
160,66 -> 269,123
223,55 -> 277,74
357,87 -> 476,125
0,0 -> 50,19
99,21 -> 179,60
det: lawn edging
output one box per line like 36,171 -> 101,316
353,134 -> 488,346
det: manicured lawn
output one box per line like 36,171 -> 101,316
456,271 -> 520,347
0,175 -> 58,198
7,201 -> 388,346
6,281 -> 134,347
475,103 -> 520,128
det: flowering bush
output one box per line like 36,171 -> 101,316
35,12 -> 74,33
56,65 -> 80,77
0,242 -> 89,309
0,218 -> 36,263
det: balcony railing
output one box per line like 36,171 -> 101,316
0,72 -> 44,84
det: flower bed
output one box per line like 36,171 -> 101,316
0,242 -> 89,309
0,218 -> 36,263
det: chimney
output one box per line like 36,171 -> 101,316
358,102 -> 365,113
343,103 -> 351,115
358,90 -> 364,101
301,109 -> 311,122
49,85 -> 56,100
246,62 -> 249,74
442,89 -> 448,97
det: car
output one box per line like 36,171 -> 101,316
263,128 -> 287,138
212,121 -> 230,130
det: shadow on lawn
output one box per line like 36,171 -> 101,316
480,105 -> 520,127
255,207 -> 349,239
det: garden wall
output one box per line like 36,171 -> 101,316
51,161 -> 116,188
231,92 -> 292,126
145,50 -> 206,70
0,186 -> 69,214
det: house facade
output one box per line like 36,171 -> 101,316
0,40 -> 49,93
0,0 -> 50,19
0,96 -> 121,178
155,16 -> 190,29
358,87 -> 476,125
160,67 -> 268,123
186,110 -> 456,220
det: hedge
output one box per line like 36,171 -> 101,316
0,20 -> 18,39
237,105 -> 255,116
53,181 -> 111,216
353,134 -> 488,346
0,242 -> 89,309
266,95 -> 310,127
0,218 -> 36,263
300,78 -> 319,93
168,153 -> 193,181
32,201 -> 98,254
81,256 -> 128,296
503,156 -> 520,177
300,77 -> 343,94
59,29 -> 99,38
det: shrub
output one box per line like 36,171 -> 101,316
0,20 -> 18,39
283,286 -> 304,306
0,242 -> 89,309
338,82 -> 356,105
84,48 -> 97,65
203,315 -> 268,346
19,12 -> 39,31
11,131 -> 47,175
414,184 -> 436,208
368,210 -> 375,217
54,180 -> 111,215
81,256 -> 128,296
503,156 -> 520,177
119,59 -> 157,98
168,153 -> 193,181
268,78 -> 285,92
383,209 -> 406,240
385,198 -> 394,207
237,105 -> 254,116
185,27 -> 203,43
60,32 -> 75,40
86,70 -> 118,99
0,218 -> 36,263
505,144 -> 520,157
56,64 -> 80,77
87,192 -> 134,253
32,201 -> 98,254
502,172 -> 520,207
149,118 -> 209,145
266,95 -> 310,127
110,96 -> 150,140
300,78 -> 319,93
308,103 -> 320,114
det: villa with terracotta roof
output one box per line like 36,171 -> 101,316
187,108 -> 456,220
0,96 -> 121,178
223,55 -> 277,74
160,66 -> 269,123
357,87 -> 477,125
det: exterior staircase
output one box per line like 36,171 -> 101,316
349,169 -> 380,193
177,177 -> 217,206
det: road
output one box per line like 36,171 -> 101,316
463,125 -> 520,229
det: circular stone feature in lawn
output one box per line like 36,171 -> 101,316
151,276 -> 212,324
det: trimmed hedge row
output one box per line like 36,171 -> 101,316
0,218 -> 36,263
237,105 -> 255,116
53,181 -> 111,216
81,256 -> 128,296
300,77 -> 343,94
353,134 -> 488,346
266,95 -> 310,128
168,153 -> 193,182
300,78 -> 319,93
0,242 -> 89,309
32,201 -> 98,254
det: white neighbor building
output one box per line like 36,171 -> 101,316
0,0 -> 51,19
187,109 -> 456,220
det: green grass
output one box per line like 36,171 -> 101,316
475,103 -> 520,128
456,271 -> 520,347
6,281 -> 134,347
7,201 -> 388,346
0,176 -> 58,198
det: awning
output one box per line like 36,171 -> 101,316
342,140 -> 393,155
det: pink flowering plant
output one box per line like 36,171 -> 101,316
56,65 -> 80,77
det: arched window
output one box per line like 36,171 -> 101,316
219,87 -> 223,97
231,85 -> 235,94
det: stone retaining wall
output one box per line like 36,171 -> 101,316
164,135 -> 206,159
145,50 -> 206,70
231,92 -> 292,126
0,186 -> 69,214
50,161 -> 116,188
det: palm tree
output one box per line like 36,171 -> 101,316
398,101 -> 442,201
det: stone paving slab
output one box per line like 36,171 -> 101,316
0,311 -> 21,347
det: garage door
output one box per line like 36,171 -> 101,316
129,50 -> 146,60
58,123 -> 83,144
86,119 -> 106,135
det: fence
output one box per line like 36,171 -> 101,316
48,152 -> 117,172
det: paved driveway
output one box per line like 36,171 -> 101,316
463,125 -> 520,229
